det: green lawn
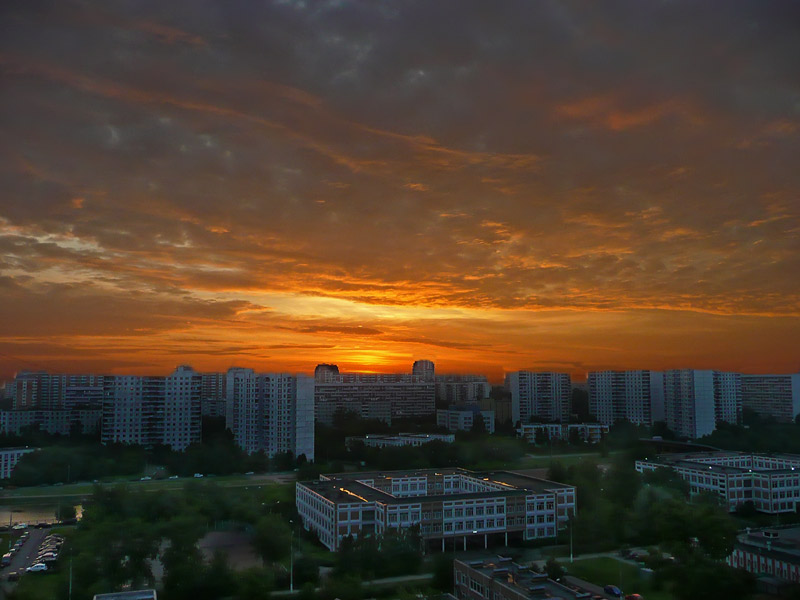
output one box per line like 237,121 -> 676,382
566,557 -> 674,600
0,473 -> 291,501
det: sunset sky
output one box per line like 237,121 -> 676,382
1,1 -> 798,382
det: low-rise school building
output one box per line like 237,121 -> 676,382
296,468 -> 576,551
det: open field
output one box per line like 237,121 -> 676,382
566,557 -> 674,600
0,472 -> 295,503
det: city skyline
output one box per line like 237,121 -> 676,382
1,1 -> 799,382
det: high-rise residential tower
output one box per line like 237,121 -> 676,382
225,368 -> 314,460
741,374 -> 800,422
588,370 -> 665,427
506,371 -> 571,425
662,370 -> 741,439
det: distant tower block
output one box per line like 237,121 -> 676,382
314,363 -> 340,383
412,360 -> 435,382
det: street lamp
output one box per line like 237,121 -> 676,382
289,519 -> 294,592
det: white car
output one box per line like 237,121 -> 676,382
193,473 -> 204,478
140,476 -> 152,481
168,475 -> 179,480
26,563 -> 47,573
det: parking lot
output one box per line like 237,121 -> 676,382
1,527 -> 63,582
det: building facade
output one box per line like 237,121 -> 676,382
0,447 -> 37,480
200,372 -> 226,418
345,433 -> 455,449
412,359 -> 436,382
728,527 -> 800,585
435,375 -> 491,406
517,422 -> 609,445
437,405 -> 495,434
506,372 -> 571,425
296,468 -> 576,552
101,366 -> 202,451
588,370 -> 665,426
225,369 -> 315,460
662,370 -> 741,439
636,452 -> 800,513
314,369 -> 435,423
741,374 -> 800,423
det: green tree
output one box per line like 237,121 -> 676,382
236,567 -> 275,600
253,514 -> 292,562
545,557 -> 565,580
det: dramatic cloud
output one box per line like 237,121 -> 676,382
0,0 -> 798,380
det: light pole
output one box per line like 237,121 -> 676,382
289,519 -> 294,592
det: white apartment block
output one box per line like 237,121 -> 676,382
506,371 -> 571,425
663,370 -> 741,439
101,366 -> 202,451
225,369 -> 315,461
0,447 -> 37,480
436,406 -> 495,434
636,452 -> 800,514
296,469 -> 576,552
435,375 -> 491,405
345,433 -> 455,449
517,422 -> 609,445
588,370 -> 664,427
741,374 -> 800,423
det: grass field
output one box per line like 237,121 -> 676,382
566,557 -> 674,600
515,450 -> 620,470
0,472 -> 292,502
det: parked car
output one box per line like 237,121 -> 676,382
1,553 -> 11,567
604,585 -> 623,598
6,571 -> 20,582
169,475 -> 179,480
140,476 -> 152,481
26,563 -> 47,573
193,473 -> 204,478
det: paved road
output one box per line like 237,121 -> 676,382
271,573 -> 434,596
2,528 -> 47,575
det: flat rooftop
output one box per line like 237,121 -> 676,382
641,452 -> 800,476
457,557 -> 593,599
302,468 -> 572,504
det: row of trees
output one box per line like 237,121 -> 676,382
4,418 -> 304,486
548,454 -> 755,600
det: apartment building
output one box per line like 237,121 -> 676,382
588,370 -> 665,426
101,366 -> 201,451
296,468 -> 576,552
741,374 -> 800,423
0,447 -> 37,480
12,372 -> 105,410
200,372 -> 227,418
662,370 -> 741,439
636,452 -> 800,513
437,405 -> 495,434
314,365 -> 435,423
479,396 -> 512,425
225,369 -> 315,461
517,422 -> 609,445
435,375 -> 491,406
454,556 -> 598,600
506,372 -> 571,425
412,359 -> 436,382
315,398 -> 392,426
345,433 -> 455,449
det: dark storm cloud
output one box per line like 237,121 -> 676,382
0,0 -> 798,377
